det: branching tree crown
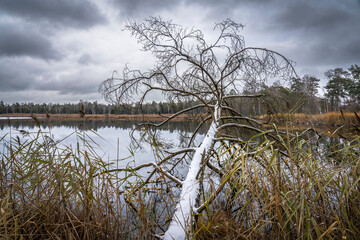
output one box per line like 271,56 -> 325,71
99,17 -> 296,240
100,17 -> 295,111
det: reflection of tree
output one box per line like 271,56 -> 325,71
99,17 -> 295,239
0,120 -> 208,135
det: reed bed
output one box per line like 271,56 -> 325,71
1,123 -> 360,239
260,111 -> 360,127
194,129 -> 360,239
0,130 -> 166,239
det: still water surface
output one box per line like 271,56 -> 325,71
0,119 -> 207,169
1,118 -> 346,168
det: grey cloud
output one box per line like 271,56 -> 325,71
0,58 -> 98,95
274,1 -> 356,32
0,0 -> 106,29
111,0 -> 265,17
0,23 -> 61,60
35,75 -> 99,95
0,62 -> 34,92
187,0 -> 269,8
270,0 -> 360,68
343,38 -> 360,61
0,72 -> 31,91
78,54 -> 93,66
111,0 -> 179,17
288,40 -> 358,67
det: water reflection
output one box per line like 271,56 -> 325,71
0,119 -> 209,169
1,119 -> 356,165
0,119 -> 208,134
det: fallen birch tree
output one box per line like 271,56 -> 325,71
99,17 -> 295,239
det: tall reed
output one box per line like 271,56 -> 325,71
0,130 -> 164,239
194,129 -> 360,239
1,123 -> 360,239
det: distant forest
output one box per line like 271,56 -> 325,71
0,100 -> 194,115
1,64 -> 359,116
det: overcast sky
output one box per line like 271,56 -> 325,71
0,0 -> 359,104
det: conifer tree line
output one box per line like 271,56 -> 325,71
0,100 -> 197,115
0,64 -> 358,116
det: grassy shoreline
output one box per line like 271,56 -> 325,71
260,111 -> 360,126
1,123 -> 359,239
2,111 -> 360,126
0,113 -> 191,122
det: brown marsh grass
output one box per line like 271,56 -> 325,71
261,111 -> 360,127
0,130 -> 171,239
1,119 -> 360,239
193,129 -> 360,239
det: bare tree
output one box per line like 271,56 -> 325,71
99,17 -> 295,239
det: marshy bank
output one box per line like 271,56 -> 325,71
261,111 -> 360,127
0,116 -> 360,239
3,111 -> 359,127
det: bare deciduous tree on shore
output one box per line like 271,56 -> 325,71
99,17 -> 295,239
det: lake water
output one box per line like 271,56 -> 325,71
0,117 -> 347,172
0,118 -> 208,170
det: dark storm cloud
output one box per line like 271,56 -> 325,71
111,0 -> 266,17
0,63 -> 34,92
0,0 -> 358,103
36,78 -> 99,95
111,0 -> 178,16
0,23 -> 61,60
0,54 -> 99,95
111,0 -> 360,67
272,0 -> 360,66
0,60 -> 98,95
112,0 -> 260,18
0,0 -> 106,29
0,72 -> 29,91
274,1 -> 357,32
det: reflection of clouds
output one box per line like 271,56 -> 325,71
0,120 -> 196,166
0,117 -> 33,120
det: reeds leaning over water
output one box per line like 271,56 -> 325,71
1,126 -> 360,239
0,130 -> 146,239
194,131 -> 360,239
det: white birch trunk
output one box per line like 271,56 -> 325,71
163,104 -> 219,240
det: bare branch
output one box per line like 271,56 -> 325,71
99,17 -> 296,239
94,161 -> 183,186
223,94 -> 264,99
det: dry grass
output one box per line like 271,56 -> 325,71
260,111 -> 360,127
193,130 -> 360,239
194,209 -> 248,240
1,117 -> 360,239
0,131 -> 172,239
